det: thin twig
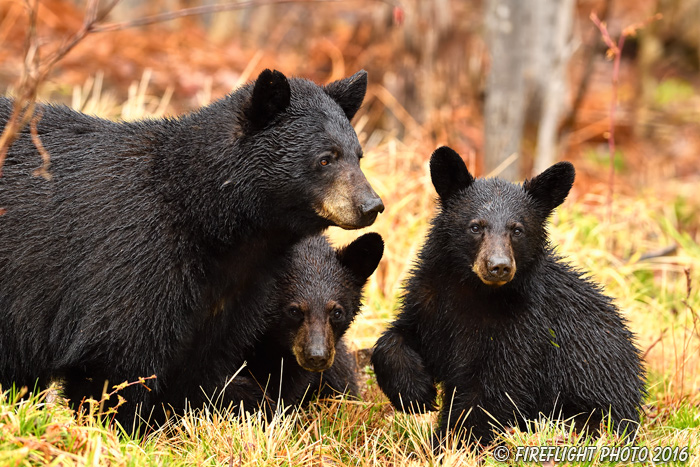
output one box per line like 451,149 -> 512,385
560,0 -> 612,136
29,109 -> 51,180
641,329 -> 666,360
590,12 -> 662,234
590,13 -> 622,228
0,0 -> 118,177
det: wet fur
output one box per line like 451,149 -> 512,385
372,146 -> 646,446
248,234 -> 383,409
0,70 -> 380,431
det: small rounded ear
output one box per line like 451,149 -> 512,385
324,70 -> 368,121
248,69 -> 291,130
523,161 -> 576,216
429,146 -> 474,201
336,232 -> 384,283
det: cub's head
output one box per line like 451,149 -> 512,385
273,233 -> 383,372
236,69 -> 383,231
429,146 -> 575,287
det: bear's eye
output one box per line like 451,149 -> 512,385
469,224 -> 481,234
330,306 -> 344,321
319,157 -> 330,167
287,306 -> 302,318
513,227 -> 523,237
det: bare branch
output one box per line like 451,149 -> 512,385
590,12 -> 661,235
29,110 -> 51,181
0,0 -> 122,178
590,12 -> 618,57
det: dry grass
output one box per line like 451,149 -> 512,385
1,78 -> 699,466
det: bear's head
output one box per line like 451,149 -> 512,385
429,146 -> 575,287
271,233 -> 383,372
231,69 -> 384,232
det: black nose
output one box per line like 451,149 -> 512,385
306,345 -> 329,367
306,354 -> 328,368
487,257 -> 512,279
304,349 -> 331,371
360,197 -> 385,216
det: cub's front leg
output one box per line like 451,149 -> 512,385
372,325 -> 437,413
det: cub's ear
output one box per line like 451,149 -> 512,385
523,161 -> 575,216
248,69 -> 291,130
429,146 -> 474,201
324,70 -> 368,121
337,232 -> 384,284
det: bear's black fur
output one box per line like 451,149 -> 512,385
0,69 -> 383,430
247,233 -> 383,410
371,146 -> 645,446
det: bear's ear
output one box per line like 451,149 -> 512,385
324,70 -> 368,121
336,232 -> 384,284
248,69 -> 291,130
523,161 -> 575,216
429,146 -> 474,201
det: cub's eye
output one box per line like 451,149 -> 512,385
513,227 -> 523,237
469,224 -> 481,234
319,157 -> 330,167
330,307 -> 344,320
287,306 -> 302,318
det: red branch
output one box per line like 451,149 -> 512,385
590,12 -> 662,232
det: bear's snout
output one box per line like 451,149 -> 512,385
472,234 -> 517,286
487,255 -> 512,280
476,253 -> 516,286
304,343 -> 331,370
360,196 -> 385,217
353,193 -> 384,228
317,165 -> 383,229
292,318 -> 337,372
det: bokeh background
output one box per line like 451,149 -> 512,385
4,0 -> 700,183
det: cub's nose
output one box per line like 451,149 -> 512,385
303,346 -> 332,371
487,256 -> 512,280
306,354 -> 329,369
360,197 -> 385,216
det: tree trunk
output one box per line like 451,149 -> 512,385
483,0 -> 527,181
532,0 -> 574,175
483,0 -> 574,180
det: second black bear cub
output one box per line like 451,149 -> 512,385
372,147 -> 645,446
249,233 -> 384,409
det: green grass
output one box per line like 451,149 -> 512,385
1,86 -> 699,465
1,163 -> 698,465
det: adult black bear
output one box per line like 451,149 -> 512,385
0,69 -> 383,431
371,146 -> 645,447
246,233 -> 383,411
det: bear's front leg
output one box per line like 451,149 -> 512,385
434,383 -> 486,450
372,327 -> 437,413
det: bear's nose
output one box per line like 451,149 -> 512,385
487,256 -> 512,279
304,344 -> 329,368
306,354 -> 328,368
360,197 -> 385,216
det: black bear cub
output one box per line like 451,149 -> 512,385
372,146 -> 645,446
247,233 -> 384,410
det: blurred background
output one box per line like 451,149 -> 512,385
1,0 -> 699,404
3,0 -> 700,184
